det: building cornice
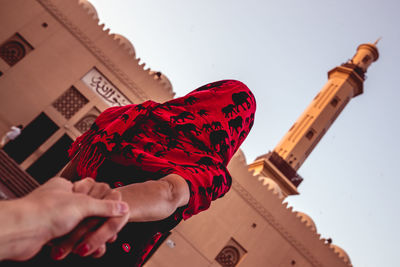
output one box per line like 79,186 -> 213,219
328,65 -> 364,97
248,158 -> 299,196
232,179 -> 324,266
230,153 -> 352,266
35,0 -> 175,103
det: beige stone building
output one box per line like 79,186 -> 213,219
0,0 -> 173,186
0,0 -> 378,266
146,42 -> 378,267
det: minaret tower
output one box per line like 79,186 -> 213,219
249,42 -> 379,197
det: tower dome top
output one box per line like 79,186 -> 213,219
258,176 -> 283,199
330,244 -> 351,264
113,34 -> 136,56
78,0 -> 98,20
349,40 -> 379,73
296,211 -> 317,232
357,42 -> 379,61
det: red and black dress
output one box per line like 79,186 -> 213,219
10,80 -> 256,267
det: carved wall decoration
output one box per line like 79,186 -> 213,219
215,238 -> 246,267
52,87 -> 88,119
75,114 -> 96,133
81,68 -> 131,107
74,107 -> 100,134
0,33 -> 33,66
216,246 -> 240,267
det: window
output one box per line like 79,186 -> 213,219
52,87 -> 88,119
3,113 -> 59,163
330,96 -> 340,107
362,54 -> 371,63
74,107 -> 100,134
215,238 -> 247,267
26,134 -> 73,184
0,33 -> 33,66
305,129 -> 315,140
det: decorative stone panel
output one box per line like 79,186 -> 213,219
52,87 -> 88,119
215,238 -> 247,267
81,68 -> 131,107
0,33 -> 34,66
74,107 -> 100,134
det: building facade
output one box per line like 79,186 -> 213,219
0,0 -> 174,185
147,41 -> 377,266
0,0 -> 378,266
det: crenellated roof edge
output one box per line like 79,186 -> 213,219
36,0 -> 175,103
228,150 -> 352,266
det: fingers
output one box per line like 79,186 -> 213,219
32,177 -> 73,193
51,196 -> 128,260
51,181 -> 129,260
73,215 -> 128,257
73,178 -> 127,218
76,193 -> 129,218
44,176 -> 71,186
88,182 -> 112,199
72,190 -> 129,257
92,245 -> 106,258
72,177 -> 96,195
108,234 -> 117,243
51,207 -> 125,260
51,218 -> 102,260
74,177 -> 114,198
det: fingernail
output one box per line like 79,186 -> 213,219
52,247 -> 65,260
118,202 -> 129,214
76,243 -> 91,256
92,248 -> 102,258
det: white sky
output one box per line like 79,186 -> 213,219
89,1 -> 400,266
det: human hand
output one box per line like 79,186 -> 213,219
3,177 -> 128,261
50,178 -> 130,260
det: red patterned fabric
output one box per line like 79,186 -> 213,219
69,80 -> 256,221
4,81 -> 256,267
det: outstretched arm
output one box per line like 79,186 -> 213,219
50,174 -> 189,259
115,173 -> 190,222
60,153 -> 190,222
0,177 -> 128,261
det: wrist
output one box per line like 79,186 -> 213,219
14,198 -> 50,252
22,198 -> 55,245
0,198 -> 48,261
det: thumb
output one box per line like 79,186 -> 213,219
77,197 -> 129,218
